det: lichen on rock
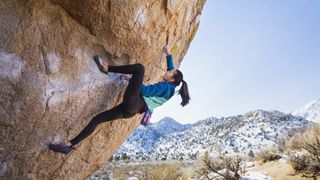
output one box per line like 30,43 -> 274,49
0,0 -> 206,179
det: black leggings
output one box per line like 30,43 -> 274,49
70,63 -> 146,146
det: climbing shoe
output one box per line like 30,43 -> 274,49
94,55 -> 109,74
49,142 -> 73,154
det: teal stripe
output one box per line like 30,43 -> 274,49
143,96 -> 168,112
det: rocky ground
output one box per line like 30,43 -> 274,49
87,158 -> 318,180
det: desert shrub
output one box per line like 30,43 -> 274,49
287,125 -> 320,177
248,150 -> 254,158
194,151 -> 246,180
288,152 -> 312,172
276,135 -> 289,152
139,162 -> 188,180
256,148 -> 281,163
121,153 -> 129,160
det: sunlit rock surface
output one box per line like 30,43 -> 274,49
0,0 -> 206,179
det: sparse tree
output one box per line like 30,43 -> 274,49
195,151 -> 246,180
114,156 -> 120,161
121,153 -> 128,161
233,147 -> 239,153
248,150 -> 254,158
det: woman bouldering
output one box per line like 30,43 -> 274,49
49,46 -> 190,154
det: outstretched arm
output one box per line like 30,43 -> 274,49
163,46 -> 174,71
140,83 -> 169,97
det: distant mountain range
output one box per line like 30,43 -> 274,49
293,98 -> 320,123
115,99 -> 318,161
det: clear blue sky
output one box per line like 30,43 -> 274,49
153,0 -> 320,124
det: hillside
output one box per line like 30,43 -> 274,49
116,110 -> 310,160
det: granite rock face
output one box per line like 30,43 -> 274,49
0,0 -> 206,179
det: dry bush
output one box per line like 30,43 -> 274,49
256,148 -> 281,163
139,162 -> 188,180
289,152 -> 320,178
276,127 -> 308,153
287,125 -> 320,177
276,135 -> 290,153
289,153 -> 312,172
194,151 -> 246,180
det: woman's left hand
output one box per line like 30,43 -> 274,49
163,45 -> 171,55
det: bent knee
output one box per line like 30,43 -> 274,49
134,63 -> 145,73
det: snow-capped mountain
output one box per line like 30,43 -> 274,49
293,98 -> 320,123
115,110 -> 310,161
149,117 -> 192,135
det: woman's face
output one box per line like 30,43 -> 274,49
162,69 -> 176,82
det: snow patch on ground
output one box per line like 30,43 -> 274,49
278,155 -> 288,163
244,161 -> 255,169
128,177 -> 139,180
241,171 -> 273,180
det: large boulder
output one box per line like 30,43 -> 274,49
0,0 -> 206,179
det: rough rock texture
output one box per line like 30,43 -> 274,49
0,0 -> 206,179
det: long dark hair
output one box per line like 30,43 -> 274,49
173,70 -> 190,107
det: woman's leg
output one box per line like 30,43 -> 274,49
69,104 -> 125,146
49,104 -> 128,154
108,63 -> 145,113
69,64 -> 145,145
49,63 -> 145,154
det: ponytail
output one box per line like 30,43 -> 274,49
179,80 -> 190,107
173,70 -> 191,107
